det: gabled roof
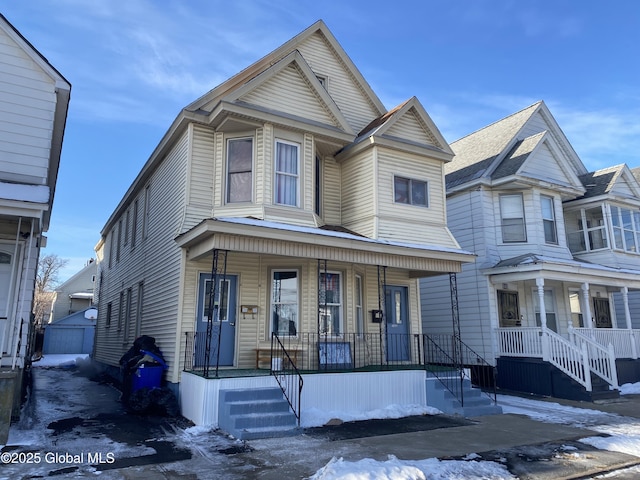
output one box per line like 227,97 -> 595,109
338,97 -> 454,161
215,49 -> 355,135
576,164 -> 640,201
186,20 -> 386,120
446,101 -> 587,191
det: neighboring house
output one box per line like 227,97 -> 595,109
93,20 -> 478,436
421,101 -> 640,401
0,13 -> 71,427
49,259 -> 96,323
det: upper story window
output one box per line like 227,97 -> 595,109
566,206 -> 608,253
131,199 -> 138,249
394,176 -> 428,207
274,139 -> 299,207
610,205 -> 640,253
541,195 -> 557,244
500,193 -> 526,243
226,137 -> 253,203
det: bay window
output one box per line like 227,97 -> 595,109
226,137 -> 253,203
541,195 -> 557,244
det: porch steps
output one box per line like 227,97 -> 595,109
218,387 -> 300,440
426,377 -> 502,417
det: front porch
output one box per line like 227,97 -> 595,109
180,332 -> 501,434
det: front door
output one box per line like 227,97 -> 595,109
593,297 -> 612,328
497,290 -> 520,327
196,273 -> 237,366
385,285 -> 410,362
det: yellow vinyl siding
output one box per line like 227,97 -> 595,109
297,32 -> 380,133
239,63 -> 337,127
385,109 -> 439,147
341,149 -> 376,238
322,156 -> 341,225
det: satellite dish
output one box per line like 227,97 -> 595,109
84,308 -> 98,320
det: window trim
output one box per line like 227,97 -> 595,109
131,199 -> 138,249
393,176 -> 429,207
355,274 -> 364,336
274,139 -> 300,207
541,195 -> 558,244
499,193 -> 527,243
226,136 -> 254,204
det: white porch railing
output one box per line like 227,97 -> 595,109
496,327 -> 592,392
569,328 -> 619,389
496,327 -> 543,357
545,330 -> 592,392
572,327 -> 639,360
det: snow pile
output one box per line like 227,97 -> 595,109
620,382 -> 640,395
309,455 -> 516,480
32,354 -> 89,367
302,404 -> 441,428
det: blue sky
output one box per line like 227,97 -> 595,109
3,1 -> 639,282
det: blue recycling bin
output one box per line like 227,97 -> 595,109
131,350 -> 167,393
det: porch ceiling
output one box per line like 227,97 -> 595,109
175,217 -> 474,275
482,253 -> 640,289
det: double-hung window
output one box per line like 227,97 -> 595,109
500,193 -> 526,242
271,270 -> 298,336
611,205 -> 640,253
319,272 -> 343,335
541,195 -> 557,244
227,138 -> 253,203
394,176 -> 428,207
275,140 -> 299,206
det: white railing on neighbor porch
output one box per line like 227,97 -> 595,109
572,327 -> 639,360
496,327 -> 543,357
569,328 -> 619,389
496,327 -> 592,391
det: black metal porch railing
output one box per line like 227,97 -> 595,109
183,331 -> 497,407
425,334 -> 498,406
271,333 -> 303,425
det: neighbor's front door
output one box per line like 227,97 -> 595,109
385,285 -> 410,362
196,273 -> 237,366
593,297 -> 612,329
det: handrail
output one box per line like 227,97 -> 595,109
570,328 -> 619,389
544,329 -> 592,391
422,334 -> 464,406
272,333 -> 303,426
425,334 -> 498,406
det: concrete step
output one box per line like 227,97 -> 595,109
236,425 -> 301,440
427,377 -> 502,417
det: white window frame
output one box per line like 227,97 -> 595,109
270,269 -> 299,337
610,204 -> 640,253
541,195 -> 558,244
274,139 -> 300,207
319,271 -> 344,336
500,193 -> 527,243
533,288 -> 558,332
226,137 -> 254,204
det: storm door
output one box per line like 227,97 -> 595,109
593,297 -> 612,329
196,273 -> 237,366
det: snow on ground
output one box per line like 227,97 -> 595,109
620,382 -> 640,395
32,353 -> 89,368
309,455 -> 516,480
498,394 -> 640,459
302,404 -> 442,428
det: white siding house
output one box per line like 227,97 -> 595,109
94,21 -> 476,434
421,101 -> 640,401
49,259 -> 96,323
0,13 -> 70,433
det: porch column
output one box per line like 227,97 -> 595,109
621,286 -> 633,330
536,278 -> 549,361
536,278 -> 547,330
581,283 -> 594,329
621,286 -> 638,359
